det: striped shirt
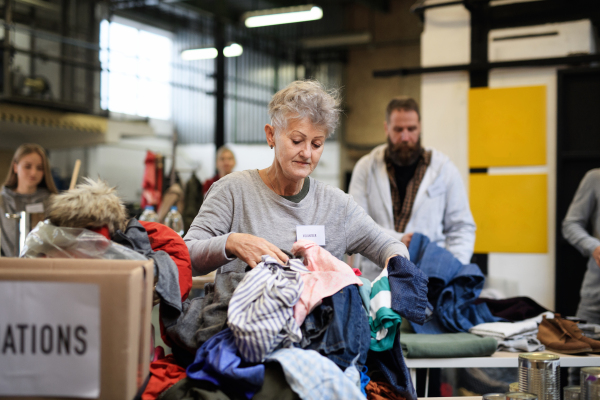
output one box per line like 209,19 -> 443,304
369,268 -> 403,352
227,255 -> 306,363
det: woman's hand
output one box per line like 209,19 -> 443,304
384,254 -> 402,269
226,233 -> 289,268
593,245 -> 600,267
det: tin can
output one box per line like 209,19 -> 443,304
564,385 -> 581,400
581,367 -> 600,400
518,353 -> 560,400
483,393 -> 506,400
506,392 -> 538,400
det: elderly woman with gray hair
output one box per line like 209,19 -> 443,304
184,80 -> 409,275
178,81 -> 418,400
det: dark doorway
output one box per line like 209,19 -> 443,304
555,67 -> 600,316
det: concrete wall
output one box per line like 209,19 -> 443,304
343,0 -> 422,152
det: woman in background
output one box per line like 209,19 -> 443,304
202,146 -> 236,195
0,143 -> 57,256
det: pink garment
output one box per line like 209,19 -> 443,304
291,240 -> 363,325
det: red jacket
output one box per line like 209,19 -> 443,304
139,221 -> 192,347
139,221 -> 192,301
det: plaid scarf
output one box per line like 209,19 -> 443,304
385,148 -> 432,233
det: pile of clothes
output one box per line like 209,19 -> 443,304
469,312 -> 553,352
468,297 -> 600,355
145,240 -> 432,400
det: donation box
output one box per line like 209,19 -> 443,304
0,258 -> 154,400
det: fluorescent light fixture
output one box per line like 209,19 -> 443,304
181,43 -> 243,60
243,5 -> 323,28
223,43 -> 243,57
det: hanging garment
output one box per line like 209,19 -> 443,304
158,183 -> 185,223
297,285 -> 371,370
386,255 -> 432,326
265,348 -> 365,400
290,240 -> 363,325
228,255 -> 305,363
408,233 -> 501,334
369,268 -> 403,352
186,328 -> 265,400
183,174 -> 204,232
141,151 -> 164,209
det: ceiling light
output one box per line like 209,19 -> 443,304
223,43 -> 243,57
243,5 -> 323,28
181,43 -> 244,60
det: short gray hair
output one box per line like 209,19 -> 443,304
268,80 -> 341,137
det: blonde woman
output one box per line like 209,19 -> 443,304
0,143 -> 57,256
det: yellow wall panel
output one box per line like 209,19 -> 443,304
469,85 -> 546,167
470,174 -> 547,253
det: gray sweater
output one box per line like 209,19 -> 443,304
184,169 -> 409,276
562,168 -> 600,322
0,186 -> 51,257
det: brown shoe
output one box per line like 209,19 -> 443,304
553,315 -> 600,353
537,315 -> 593,354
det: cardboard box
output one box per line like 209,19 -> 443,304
0,258 -> 154,400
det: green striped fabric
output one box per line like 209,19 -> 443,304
369,268 -> 402,352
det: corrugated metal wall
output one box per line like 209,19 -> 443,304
171,5 -> 345,145
171,15 -> 215,144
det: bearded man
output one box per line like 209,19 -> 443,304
349,97 -> 476,280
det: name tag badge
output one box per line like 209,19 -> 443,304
296,225 -> 326,246
26,202 -> 45,213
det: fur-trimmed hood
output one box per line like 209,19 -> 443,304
47,178 -> 128,234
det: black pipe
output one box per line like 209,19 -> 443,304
410,0 -> 464,13
373,54 -> 600,78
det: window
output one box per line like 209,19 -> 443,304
100,19 -> 172,120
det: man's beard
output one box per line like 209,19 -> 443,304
387,136 -> 422,166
